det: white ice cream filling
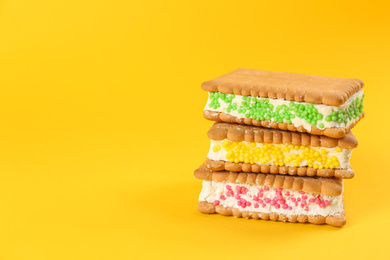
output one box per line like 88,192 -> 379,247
208,139 -> 352,169
199,181 -> 344,217
204,90 -> 364,132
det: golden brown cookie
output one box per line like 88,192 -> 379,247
204,110 -> 364,139
202,68 -> 363,105
194,165 -> 343,196
197,201 -> 346,227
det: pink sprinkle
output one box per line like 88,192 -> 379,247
264,186 -> 270,191
241,204 -> 246,209
309,198 -> 315,203
291,198 -> 296,202
300,191 -> 305,195
246,201 -> 251,206
253,196 -> 258,201
226,185 -> 231,190
254,203 -> 259,208
285,191 -> 290,196
324,200 -> 330,206
259,199 -> 263,203
262,203 -> 266,208
235,186 -> 241,192
319,203 -> 325,208
220,195 -> 226,200
259,192 -> 263,197
317,195 -> 321,199
279,199 -> 285,205
265,198 -> 271,203
214,200 -> 220,206
301,200 -> 307,206
295,202 -> 298,206
300,204 -> 304,208
304,206 -> 309,211
297,198 -> 301,202
259,188 -> 263,192
270,201 -> 275,205
277,195 -> 283,200
315,198 -> 321,204
235,194 -> 241,199
283,204 -> 288,209
288,206 -> 292,210
302,195 -> 308,199
275,204 -> 280,209
237,201 -> 242,206
240,198 -> 246,204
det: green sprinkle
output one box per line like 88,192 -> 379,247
319,123 -> 324,128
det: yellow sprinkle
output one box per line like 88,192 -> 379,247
335,147 -> 342,153
294,145 -> 299,150
320,149 -> 327,155
212,145 -> 221,152
222,139 -> 230,147
313,164 -> 319,169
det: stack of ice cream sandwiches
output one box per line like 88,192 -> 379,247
194,68 -> 364,227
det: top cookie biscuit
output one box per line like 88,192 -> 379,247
201,68 -> 363,106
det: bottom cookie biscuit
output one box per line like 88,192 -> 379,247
197,180 -> 346,227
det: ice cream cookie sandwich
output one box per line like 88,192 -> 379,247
205,122 -> 358,179
202,68 -> 364,138
194,166 -> 346,227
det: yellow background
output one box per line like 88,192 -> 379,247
0,0 -> 389,259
